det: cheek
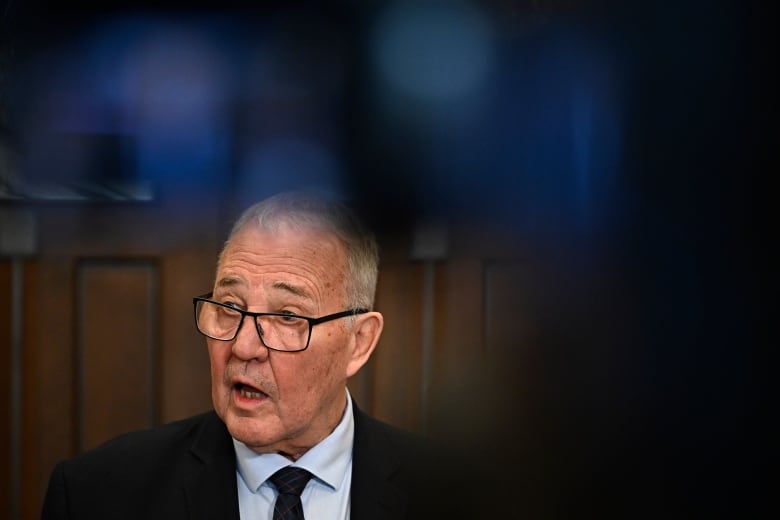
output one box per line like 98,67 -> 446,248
207,344 -> 229,386
306,358 -> 335,391
307,339 -> 347,388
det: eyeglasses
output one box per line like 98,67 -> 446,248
193,293 -> 368,352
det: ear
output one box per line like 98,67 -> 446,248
345,311 -> 384,378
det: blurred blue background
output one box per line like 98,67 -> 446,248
1,0 -> 773,515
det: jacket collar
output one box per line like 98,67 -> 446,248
184,412 -> 240,520
350,404 -> 409,520
180,405 -> 411,520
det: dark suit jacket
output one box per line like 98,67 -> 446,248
41,404 -> 470,519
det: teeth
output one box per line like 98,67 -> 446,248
240,387 -> 264,399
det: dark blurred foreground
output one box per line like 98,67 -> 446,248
1,1 -> 774,517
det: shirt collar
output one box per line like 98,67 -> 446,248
233,389 -> 355,493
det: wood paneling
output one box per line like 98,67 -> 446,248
1,261 -> 11,519
481,260 -> 539,445
11,202 -> 222,519
484,260 -> 537,357
366,261 -> 424,431
158,249 -> 215,423
76,260 -> 159,451
22,257 -> 72,520
3,205 -> 531,519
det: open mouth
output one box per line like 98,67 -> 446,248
235,383 -> 268,400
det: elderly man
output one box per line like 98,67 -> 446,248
42,192 -> 467,519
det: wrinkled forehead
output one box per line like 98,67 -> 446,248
218,220 -> 348,275
214,222 -> 350,310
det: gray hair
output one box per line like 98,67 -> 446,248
219,192 -> 379,310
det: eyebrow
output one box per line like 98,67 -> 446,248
215,276 -> 246,289
270,281 -> 313,302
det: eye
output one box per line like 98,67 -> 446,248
214,303 -> 241,319
220,300 -> 244,310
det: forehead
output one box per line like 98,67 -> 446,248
215,223 -> 347,301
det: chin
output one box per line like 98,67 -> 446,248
225,413 -> 280,450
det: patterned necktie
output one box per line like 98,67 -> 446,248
269,467 -> 313,520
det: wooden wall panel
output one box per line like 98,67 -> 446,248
159,249 -> 216,423
1,261 -> 11,519
422,256 -> 537,448
362,262 -> 424,432
420,258 -> 483,442
14,203 -> 223,519
434,258 -> 485,368
482,259 -> 538,430
484,260 -> 538,356
76,261 -> 158,452
21,257 -> 73,520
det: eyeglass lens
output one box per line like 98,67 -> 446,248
196,300 -> 309,351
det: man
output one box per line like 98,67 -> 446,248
41,192 -> 468,519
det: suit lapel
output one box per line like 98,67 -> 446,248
183,412 -> 240,520
350,404 -> 409,520
177,406 -> 411,519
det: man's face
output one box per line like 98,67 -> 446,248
208,223 -> 355,458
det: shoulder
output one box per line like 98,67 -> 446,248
42,411 -> 231,519
352,403 -> 430,453
350,404 -> 477,519
65,411 -> 218,469
51,411 -> 228,496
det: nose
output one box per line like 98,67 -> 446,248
230,315 -> 269,362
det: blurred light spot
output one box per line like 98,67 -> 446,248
118,24 -> 233,183
123,26 -> 230,130
572,85 -> 595,221
373,1 -> 494,102
235,139 -> 346,205
242,12 -> 346,104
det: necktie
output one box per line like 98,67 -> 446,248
269,467 -> 313,520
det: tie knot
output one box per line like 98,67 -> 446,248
269,467 -> 313,497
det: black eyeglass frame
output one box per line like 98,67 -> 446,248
193,292 -> 369,352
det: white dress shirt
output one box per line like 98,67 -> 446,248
233,389 -> 354,519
